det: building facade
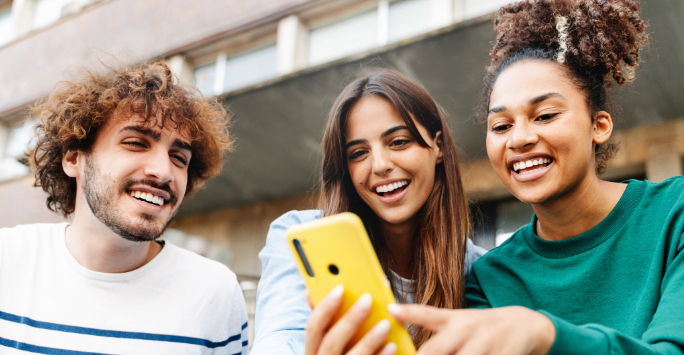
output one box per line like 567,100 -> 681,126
1,0 -> 683,345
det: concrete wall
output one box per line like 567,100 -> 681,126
0,0 -> 318,117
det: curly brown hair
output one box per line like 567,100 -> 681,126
29,62 -> 233,217
480,0 -> 648,173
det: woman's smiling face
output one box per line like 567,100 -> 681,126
486,59 -> 612,205
345,95 -> 443,228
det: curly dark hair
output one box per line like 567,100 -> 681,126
480,0 -> 648,173
29,62 -> 233,217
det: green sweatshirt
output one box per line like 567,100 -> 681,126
465,177 -> 684,355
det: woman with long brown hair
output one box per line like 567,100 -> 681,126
251,68 -> 485,355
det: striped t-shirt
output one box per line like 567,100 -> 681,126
0,223 -> 248,354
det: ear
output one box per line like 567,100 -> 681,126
434,131 -> 444,164
592,111 -> 613,145
62,149 -> 82,178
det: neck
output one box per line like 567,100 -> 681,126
379,218 -> 415,279
66,204 -> 162,273
533,173 -> 626,241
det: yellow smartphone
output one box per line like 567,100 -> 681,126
287,212 -> 416,354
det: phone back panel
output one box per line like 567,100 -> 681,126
286,212 -> 416,354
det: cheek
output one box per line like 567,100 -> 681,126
485,135 -> 505,166
347,162 -> 369,187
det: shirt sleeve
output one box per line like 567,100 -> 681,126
464,266 -> 492,309
542,235 -> 684,355
250,210 -> 321,355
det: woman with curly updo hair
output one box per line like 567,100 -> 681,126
389,0 -> 684,354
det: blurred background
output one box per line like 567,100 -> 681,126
1,0 -> 683,345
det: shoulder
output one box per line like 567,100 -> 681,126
0,223 -> 67,246
163,243 -> 240,292
270,210 -> 322,229
642,176 -> 684,198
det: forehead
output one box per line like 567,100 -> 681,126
489,60 -> 581,108
100,108 -> 192,143
345,96 -> 405,139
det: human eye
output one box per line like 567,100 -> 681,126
536,113 -> 559,122
348,149 -> 367,161
389,137 -> 412,148
122,140 -> 146,149
490,123 -> 512,133
171,154 -> 188,167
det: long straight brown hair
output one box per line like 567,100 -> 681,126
318,69 -> 470,348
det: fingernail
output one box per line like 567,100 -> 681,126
330,285 -> 344,299
387,303 -> 402,317
370,319 -> 391,338
355,293 -> 372,312
381,342 -> 397,355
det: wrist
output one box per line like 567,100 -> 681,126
532,311 -> 556,355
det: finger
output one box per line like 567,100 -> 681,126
377,342 -> 398,355
387,304 -> 450,332
452,333 -> 492,355
347,319 -> 391,355
415,327 -> 467,355
318,293 -> 373,354
306,291 -> 314,309
305,285 -> 344,355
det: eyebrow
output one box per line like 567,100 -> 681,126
119,125 -> 192,151
344,125 -> 410,151
488,92 -> 566,115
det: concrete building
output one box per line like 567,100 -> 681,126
1,0 -> 683,344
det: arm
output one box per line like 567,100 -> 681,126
251,210 -> 320,355
464,267 -> 492,309
400,236 -> 684,354
542,237 -> 684,355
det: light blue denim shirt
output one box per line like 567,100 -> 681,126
251,210 -> 487,355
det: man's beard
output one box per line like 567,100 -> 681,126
83,155 -> 179,242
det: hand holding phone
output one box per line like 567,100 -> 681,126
287,212 -> 416,355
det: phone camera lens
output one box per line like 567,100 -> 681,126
328,264 -> 339,275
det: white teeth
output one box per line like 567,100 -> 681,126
513,158 -> 552,172
129,190 -> 164,206
375,180 -> 408,194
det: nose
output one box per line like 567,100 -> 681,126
143,149 -> 175,184
507,120 -> 538,150
371,148 -> 394,176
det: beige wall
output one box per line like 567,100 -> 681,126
0,175 -> 68,227
0,0 -> 318,117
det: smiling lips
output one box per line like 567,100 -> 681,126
128,190 -> 166,206
513,158 -> 553,175
375,180 -> 409,196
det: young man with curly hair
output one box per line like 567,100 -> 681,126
0,62 -> 248,354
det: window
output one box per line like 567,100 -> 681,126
193,44 -> 278,97
223,45 -> 277,92
32,0 -> 73,29
463,0 -> 516,19
388,0 -> 431,43
194,63 -> 216,97
307,9 -> 378,66
306,0 -> 435,67
0,119 -> 33,181
0,6 -> 12,47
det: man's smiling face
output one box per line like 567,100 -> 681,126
79,111 -> 192,242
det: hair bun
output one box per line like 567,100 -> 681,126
490,0 -> 648,85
